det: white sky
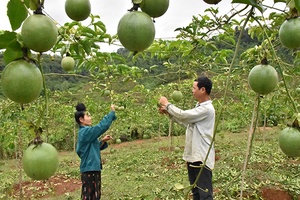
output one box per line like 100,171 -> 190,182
0,0 -> 285,52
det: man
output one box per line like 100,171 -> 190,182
159,76 -> 215,200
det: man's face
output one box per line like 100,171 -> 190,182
79,112 -> 92,126
192,81 -> 205,99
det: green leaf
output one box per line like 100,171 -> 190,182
81,39 -> 92,55
231,0 -> 264,12
29,0 -> 39,11
173,183 -> 184,191
19,120 -> 41,137
149,65 -> 158,71
167,40 -> 186,50
67,21 -> 80,29
182,49 -> 192,57
110,52 -> 126,63
132,0 -> 142,4
81,27 -> 97,37
232,0 -> 256,4
0,31 -> 17,49
71,43 -> 80,55
3,40 -> 23,64
93,21 -> 107,32
295,0 -> 300,12
60,45 -> 67,57
218,56 -> 228,64
274,0 -> 286,2
206,42 -> 218,51
117,64 -> 130,72
7,0 -> 28,31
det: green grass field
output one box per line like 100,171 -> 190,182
0,127 -> 299,200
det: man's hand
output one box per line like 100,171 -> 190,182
158,96 -> 170,115
159,96 -> 170,106
158,106 -> 168,115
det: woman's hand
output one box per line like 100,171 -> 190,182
111,104 -> 115,111
102,135 -> 113,143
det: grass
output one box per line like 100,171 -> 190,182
0,127 -> 299,200
101,136 -> 189,199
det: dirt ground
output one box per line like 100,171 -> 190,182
12,174 -> 81,199
261,187 -> 298,200
11,139 -> 299,199
12,175 -> 298,200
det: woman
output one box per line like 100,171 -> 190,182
74,103 -> 117,200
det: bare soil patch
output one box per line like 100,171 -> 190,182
261,187 -> 296,200
12,174 -> 81,199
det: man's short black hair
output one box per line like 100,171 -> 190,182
195,76 -> 212,95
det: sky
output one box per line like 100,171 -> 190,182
0,0 -> 285,52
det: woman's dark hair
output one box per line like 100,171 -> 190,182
195,76 -> 212,95
74,103 -> 86,125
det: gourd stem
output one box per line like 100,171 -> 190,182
223,7 -> 254,199
37,53 -> 49,140
240,94 -> 260,199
